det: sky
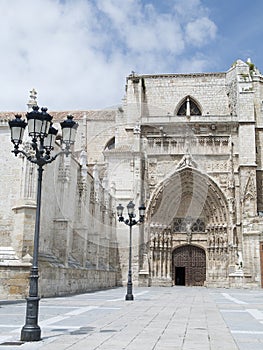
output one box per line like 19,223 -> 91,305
1,0 -> 263,111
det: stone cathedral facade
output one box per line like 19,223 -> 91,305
105,58 -> 263,289
1,58 -> 263,299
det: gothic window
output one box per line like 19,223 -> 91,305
174,218 -> 182,231
173,217 -> 205,232
177,96 -> 201,116
105,137 -> 115,150
191,218 -> 205,232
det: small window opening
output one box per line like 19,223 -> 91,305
105,137 -> 115,150
177,96 -> 201,116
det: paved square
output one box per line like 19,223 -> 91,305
1,287 -> 263,349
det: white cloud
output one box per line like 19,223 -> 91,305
185,17 -> 217,46
173,0 -> 208,21
0,0 -> 217,111
96,0 -> 185,54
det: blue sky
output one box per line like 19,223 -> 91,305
201,0 -> 263,69
1,0 -> 263,111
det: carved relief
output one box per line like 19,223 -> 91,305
242,172 -> 257,217
207,225 -> 228,251
149,225 -> 172,279
146,135 -> 230,156
206,161 -> 228,172
226,79 -> 237,115
176,153 -> 198,170
57,155 -> 71,183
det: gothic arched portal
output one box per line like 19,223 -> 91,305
146,167 -> 233,287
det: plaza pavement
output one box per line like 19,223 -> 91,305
1,286 -> 263,349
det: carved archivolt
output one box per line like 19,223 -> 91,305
147,167 -> 229,227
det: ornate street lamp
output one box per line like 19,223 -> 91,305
117,201 -> 146,300
8,106 -> 78,342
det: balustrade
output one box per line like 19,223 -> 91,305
145,136 -> 230,155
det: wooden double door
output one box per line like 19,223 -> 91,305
173,245 -> 206,286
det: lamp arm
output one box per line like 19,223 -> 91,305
44,148 -> 71,164
49,148 -> 71,161
35,148 -> 72,165
12,145 -> 72,166
11,149 -> 44,165
121,218 -> 144,227
12,148 -> 32,160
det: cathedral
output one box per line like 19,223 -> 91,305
1,58 -> 263,299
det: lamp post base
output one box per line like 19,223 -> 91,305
20,296 -> 41,342
125,293 -> 134,301
21,325 -> 41,342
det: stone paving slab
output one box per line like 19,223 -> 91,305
2,286 -> 263,349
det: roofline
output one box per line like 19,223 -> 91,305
127,71 -> 226,80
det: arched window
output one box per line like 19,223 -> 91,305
105,137 -> 115,150
177,96 -> 201,116
173,217 -> 205,232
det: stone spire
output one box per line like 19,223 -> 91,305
27,88 -> 37,111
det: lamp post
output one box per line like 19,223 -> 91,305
8,106 -> 78,342
116,201 -> 146,300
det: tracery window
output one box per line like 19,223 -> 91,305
177,96 -> 201,116
191,218 -> 205,232
173,217 -> 205,232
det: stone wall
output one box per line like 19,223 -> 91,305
39,264 -> 118,298
0,116 -> 121,299
0,263 -> 31,300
